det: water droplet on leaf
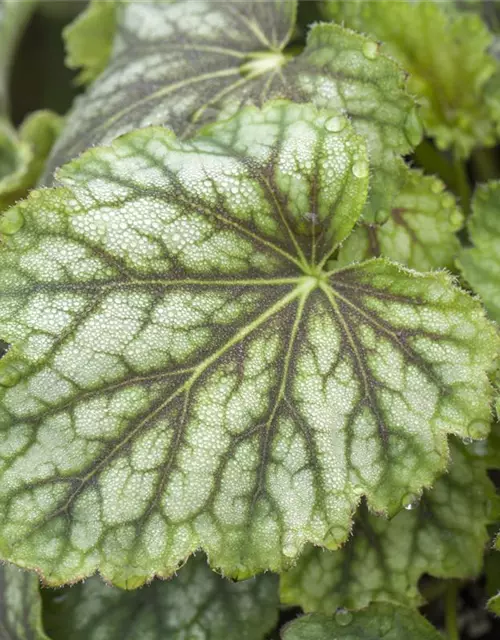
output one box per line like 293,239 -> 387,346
352,161 -> 369,178
362,41 -> 378,60
402,493 -> 420,510
403,108 -> 423,147
375,209 -> 390,224
450,209 -> 463,227
0,365 -> 21,388
0,209 -> 24,235
431,179 -> 444,194
468,419 -> 489,440
440,193 -> 455,209
325,116 -> 347,133
335,608 -> 353,626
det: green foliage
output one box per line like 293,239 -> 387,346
336,169 -> 463,271
280,440 -> 495,611
0,563 -> 48,640
43,555 -> 278,640
0,101 -> 496,588
323,0 -> 500,158
0,110 -> 62,212
44,0 -> 420,220
1,0 -> 500,638
63,0 -> 117,86
459,181 -> 500,321
281,603 -> 443,639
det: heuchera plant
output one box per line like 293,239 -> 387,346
2,0 -> 500,638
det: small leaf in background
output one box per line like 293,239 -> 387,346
44,0 -> 419,220
488,592 -> 500,617
0,0 -> 37,117
336,169 -> 463,272
280,440 -> 495,612
63,0 -> 117,87
280,603 -> 442,640
323,0 -> 500,158
459,181 -> 500,321
0,110 -> 62,212
43,555 -> 278,640
0,563 -> 49,640
0,102 -> 496,587
0,0 -> 53,211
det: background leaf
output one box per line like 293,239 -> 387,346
280,604 -> 442,640
0,563 -> 49,640
336,169 -> 463,272
280,440 -> 495,612
43,554 -> 278,640
43,0 -> 419,219
63,0 -> 117,87
323,0 -> 499,158
459,181 -> 500,321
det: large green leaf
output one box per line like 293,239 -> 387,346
63,0 -> 117,86
336,169 -> 463,272
0,102 -> 495,587
280,440 -> 495,612
323,0 -> 499,158
43,555 -> 278,639
280,604 -> 442,640
459,181 -> 500,321
0,564 -> 49,640
44,0 -> 420,220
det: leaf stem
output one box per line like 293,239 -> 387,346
445,581 -> 460,640
472,147 -> 500,184
453,154 -> 471,217
414,139 -> 456,187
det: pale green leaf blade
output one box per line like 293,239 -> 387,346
0,103 -> 495,587
0,564 -> 49,640
280,440 -> 495,612
281,604 -> 442,640
459,181 -> 500,321
63,0 -> 118,86
43,0 -> 418,218
337,170 -> 463,271
43,555 -> 278,639
324,0 -> 498,157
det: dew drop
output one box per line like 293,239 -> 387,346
352,160 -> 369,179
0,365 -> 21,388
402,493 -> 420,510
431,179 -> 444,194
375,209 -> 390,224
440,193 -> 455,209
403,107 -> 423,147
362,41 -> 378,60
335,608 -> 353,626
325,116 -> 347,133
0,209 -> 24,235
450,209 -> 463,227
283,539 -> 299,558
468,419 -> 489,440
